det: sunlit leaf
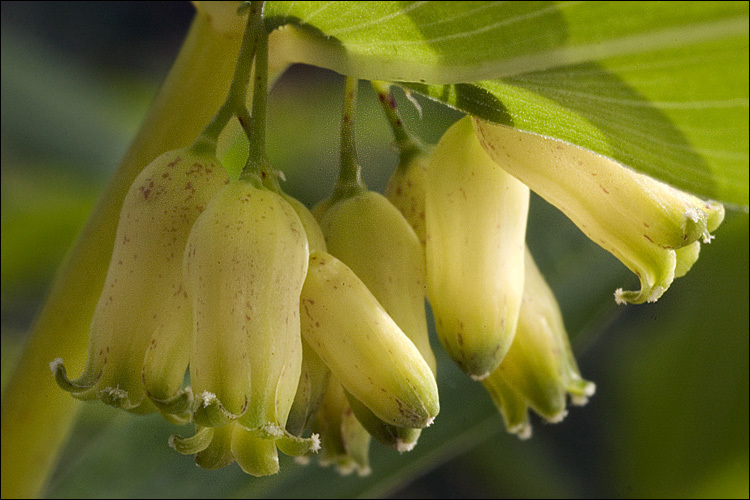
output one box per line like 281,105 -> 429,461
267,1 -> 749,206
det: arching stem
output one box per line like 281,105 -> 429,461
239,22 -> 271,186
371,80 -> 425,168
196,1 -> 264,153
330,77 -> 367,203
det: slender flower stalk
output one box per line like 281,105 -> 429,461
373,81 -> 433,247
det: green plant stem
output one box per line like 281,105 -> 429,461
371,81 -> 425,167
0,11 -> 246,499
199,1 -> 264,147
240,24 -> 270,184
330,76 -> 367,202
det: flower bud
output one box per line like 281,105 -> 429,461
300,251 -> 439,429
53,146 -> 229,420
318,190 -> 436,450
473,119 -> 725,304
426,116 -> 530,380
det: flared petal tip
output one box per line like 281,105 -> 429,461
469,371 -> 492,381
319,456 -> 372,477
100,386 -> 142,410
356,465 -> 373,477
149,386 -> 194,424
615,286 -> 664,305
193,391 -> 243,427
49,357 -> 64,374
614,288 -> 629,305
50,357 -> 91,394
270,426 -> 322,457
168,428 -> 213,456
508,422 -> 532,440
396,439 -> 417,453
570,380 -> 596,407
258,422 -> 285,439
310,433 -> 321,453
546,409 -> 569,424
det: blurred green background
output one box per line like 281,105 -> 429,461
2,2 -> 748,498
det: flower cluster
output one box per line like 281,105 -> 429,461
52,134 -> 442,475
389,113 -> 722,439
52,95 -> 723,477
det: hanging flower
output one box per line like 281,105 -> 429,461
425,116 -> 530,380
482,248 -> 595,439
179,179 -> 318,475
473,119 -> 724,305
52,145 -> 229,422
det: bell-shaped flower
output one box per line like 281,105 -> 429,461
180,179 -> 318,475
473,119 -> 724,304
52,143 -> 229,421
482,247 -> 595,439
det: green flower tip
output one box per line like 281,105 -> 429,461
50,357 -> 94,394
481,248 -> 595,438
193,391 -> 244,428
169,426 -> 214,455
568,379 -> 597,407
508,421 -> 533,441
170,420 -> 321,476
318,455 -> 372,477
396,439 -> 417,453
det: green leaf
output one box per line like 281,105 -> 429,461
266,1 -> 749,207
265,1 -> 570,83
